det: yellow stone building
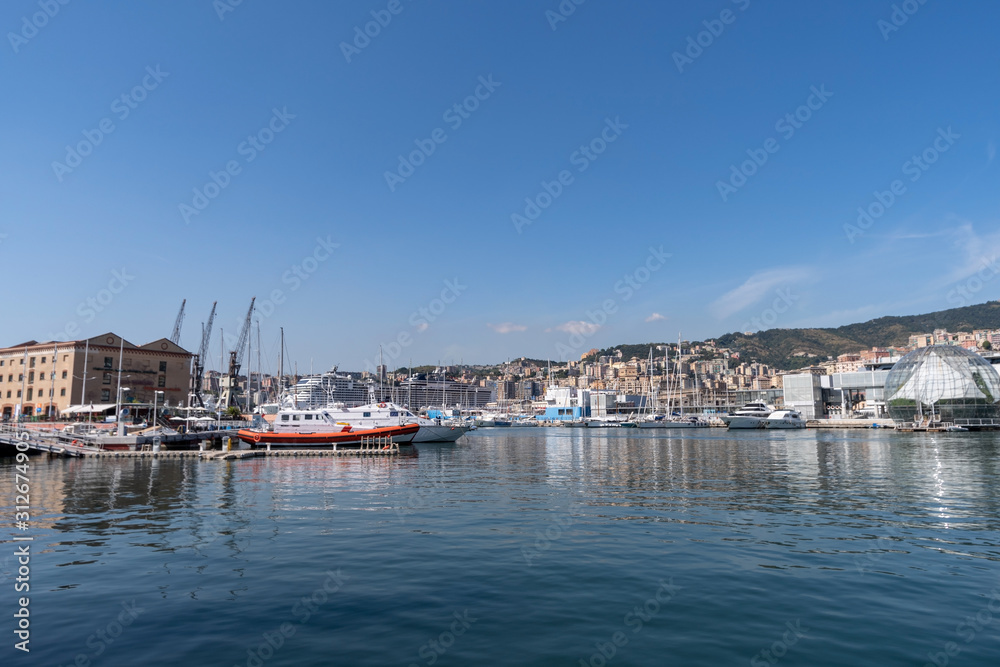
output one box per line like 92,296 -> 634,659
0,333 -> 192,421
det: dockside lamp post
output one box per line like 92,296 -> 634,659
116,386 -> 131,437
153,391 -> 164,428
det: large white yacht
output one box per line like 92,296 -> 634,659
273,400 -> 470,443
724,402 -> 775,429
764,410 -> 807,429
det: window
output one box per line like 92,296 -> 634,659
0,361 -> 4,366
26,388 -> 32,400
63,355 -> 68,362
305,414 -> 313,420
281,415 -> 289,421
363,411 -> 371,417
8,375 -> 12,382
60,388 -> 66,397
62,371 -> 67,379
18,374 -> 23,382
101,389 -> 110,402
41,357 -> 46,364
5,391 -> 9,398
29,357 -> 35,368
159,361 -> 167,372
390,411 -> 399,416
293,415 -> 301,421
17,390 -> 21,398
39,372 -> 45,381
28,372 -> 34,383
103,373 -> 112,385
49,389 -> 53,397
157,376 -> 165,387
104,357 -> 113,369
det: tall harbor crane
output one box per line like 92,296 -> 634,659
169,299 -> 186,344
191,301 -> 217,408
220,297 -> 255,410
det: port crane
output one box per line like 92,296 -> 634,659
220,297 -> 255,411
169,299 -> 186,344
191,301 -> 217,408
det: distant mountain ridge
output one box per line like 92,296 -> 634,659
587,301 -> 1000,371
718,301 -> 1000,369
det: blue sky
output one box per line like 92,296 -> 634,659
2,0 -> 999,372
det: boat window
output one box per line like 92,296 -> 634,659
293,415 -> 300,421
281,415 -> 289,421
390,411 -> 398,416
363,412 -> 371,417
305,414 -> 313,420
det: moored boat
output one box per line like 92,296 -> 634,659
725,402 -> 775,430
238,423 -> 419,447
763,410 -> 806,429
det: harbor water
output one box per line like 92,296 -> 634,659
4,428 -> 1000,666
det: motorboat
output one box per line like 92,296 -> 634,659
763,410 -> 806,429
638,414 -> 709,429
238,423 -> 419,447
724,402 -> 775,429
272,400 -> 470,443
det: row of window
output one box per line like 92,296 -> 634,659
1,357 -> 170,372
2,388 -> 68,399
0,370 -> 72,383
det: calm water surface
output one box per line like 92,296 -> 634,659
3,428 -> 1000,666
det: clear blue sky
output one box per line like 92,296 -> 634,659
2,0 -> 998,373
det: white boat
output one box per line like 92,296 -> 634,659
724,402 -> 775,429
763,410 -> 806,429
274,400 -> 470,443
638,415 -> 709,429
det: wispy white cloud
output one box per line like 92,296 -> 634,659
942,220 -> 1000,283
645,313 -> 666,322
487,322 -> 527,334
547,321 -> 601,335
710,266 -> 815,319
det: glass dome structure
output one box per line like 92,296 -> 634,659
884,345 -> 1000,423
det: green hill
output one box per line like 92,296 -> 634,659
588,301 -> 1000,370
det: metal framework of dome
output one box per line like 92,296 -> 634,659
884,345 -> 1000,423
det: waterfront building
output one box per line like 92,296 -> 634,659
0,333 -> 192,420
883,345 -> 1000,425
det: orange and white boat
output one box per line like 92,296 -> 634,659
237,423 -> 419,447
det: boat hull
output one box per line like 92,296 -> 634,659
412,424 -> 470,443
237,423 -> 419,447
764,420 -> 806,429
726,416 -> 766,429
638,421 -> 708,429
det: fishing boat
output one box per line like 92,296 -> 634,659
237,422 -> 419,447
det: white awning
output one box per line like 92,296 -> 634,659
59,403 -> 117,415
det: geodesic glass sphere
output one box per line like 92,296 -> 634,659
884,345 -> 1000,423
